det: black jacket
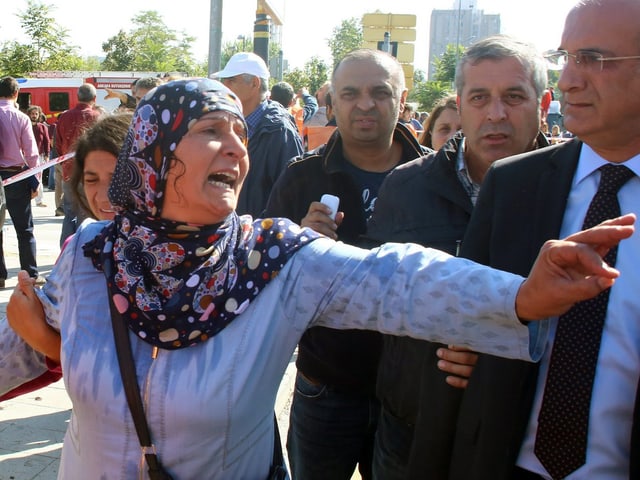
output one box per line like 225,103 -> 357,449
264,122 -> 426,393
366,134 -> 473,478
367,132 -> 551,479
237,100 -> 303,218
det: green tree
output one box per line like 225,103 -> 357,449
282,67 -> 310,91
0,42 -> 40,76
304,56 -> 329,94
100,10 -> 199,74
546,70 -> 561,103
328,17 -> 364,69
102,30 -> 136,71
130,11 -> 178,71
547,70 -> 560,85
283,56 -> 329,94
80,56 -> 103,71
220,37 -> 255,71
18,0 -> 74,65
408,46 -> 460,112
45,46 -> 85,71
409,81 -> 453,113
0,0 -> 84,76
433,44 -> 466,84
173,32 -> 207,76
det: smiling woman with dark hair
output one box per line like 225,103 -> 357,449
1,78 -> 631,479
70,113 -> 132,221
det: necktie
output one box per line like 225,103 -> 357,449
535,163 -> 635,479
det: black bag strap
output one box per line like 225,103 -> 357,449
110,293 -> 284,480
269,414 -> 288,479
273,413 -> 284,468
108,294 -> 173,480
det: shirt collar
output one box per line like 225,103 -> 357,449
574,143 -> 640,187
456,137 -> 482,205
456,137 -> 479,184
244,100 -> 268,138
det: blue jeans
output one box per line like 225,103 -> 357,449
286,372 -> 378,480
0,172 -> 38,279
547,113 -> 562,129
47,165 -> 55,190
372,405 -> 414,480
59,179 -> 78,247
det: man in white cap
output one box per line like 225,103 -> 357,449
213,52 -> 303,217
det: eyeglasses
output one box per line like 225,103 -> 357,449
545,50 -> 640,72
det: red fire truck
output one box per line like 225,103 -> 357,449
16,73 -> 164,124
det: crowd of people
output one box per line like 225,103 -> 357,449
0,0 -> 639,478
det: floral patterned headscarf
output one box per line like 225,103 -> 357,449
84,78 -> 319,350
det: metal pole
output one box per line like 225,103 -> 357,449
382,32 -> 391,54
254,12 -> 270,65
208,0 -> 223,77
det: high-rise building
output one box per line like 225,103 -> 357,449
428,1 -> 500,80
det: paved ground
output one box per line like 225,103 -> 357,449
0,190 -> 297,479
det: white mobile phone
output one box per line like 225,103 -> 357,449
320,194 -> 340,220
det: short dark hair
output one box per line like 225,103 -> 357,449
332,49 -> 406,97
27,105 -> 43,116
134,77 -> 163,93
455,35 -> 547,101
0,76 -> 19,98
325,91 -> 332,108
270,82 -> 295,108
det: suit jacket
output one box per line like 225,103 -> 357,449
449,139 -> 640,479
365,135 -> 473,479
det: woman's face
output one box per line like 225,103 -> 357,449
83,150 -> 117,221
430,107 -> 461,151
162,111 -> 249,225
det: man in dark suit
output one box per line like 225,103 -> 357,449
366,35 -> 550,480
449,0 -> 640,478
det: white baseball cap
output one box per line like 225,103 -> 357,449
212,52 -> 270,79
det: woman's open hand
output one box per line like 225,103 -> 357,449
7,270 -> 61,363
516,214 -> 635,320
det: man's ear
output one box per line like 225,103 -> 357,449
398,89 -> 408,114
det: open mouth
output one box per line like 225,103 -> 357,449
356,117 -> 376,125
483,132 -> 510,143
207,172 -> 236,189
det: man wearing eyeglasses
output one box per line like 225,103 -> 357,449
446,0 -> 640,479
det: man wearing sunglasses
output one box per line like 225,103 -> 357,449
446,0 -> 640,479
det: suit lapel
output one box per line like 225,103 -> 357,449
531,140 -> 582,253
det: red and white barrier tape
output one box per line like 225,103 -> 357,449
2,153 -> 74,187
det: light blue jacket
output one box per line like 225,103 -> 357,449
4,219 -> 546,479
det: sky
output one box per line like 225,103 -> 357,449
1,0 -> 575,73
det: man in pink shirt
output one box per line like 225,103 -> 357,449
0,76 -> 41,288
55,83 -> 101,245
